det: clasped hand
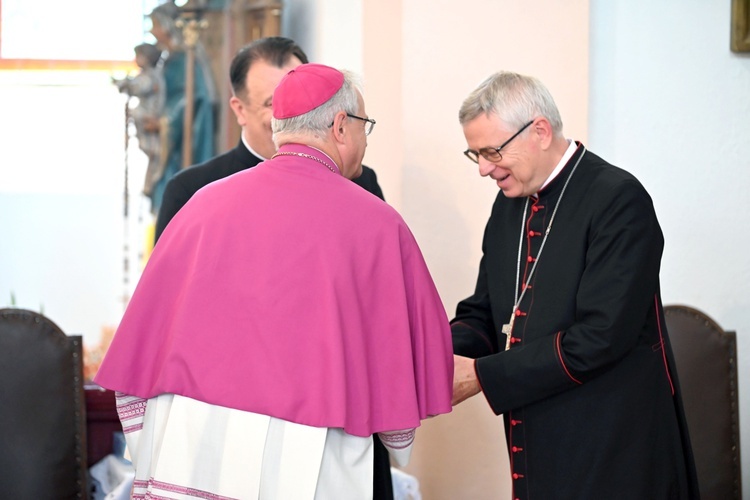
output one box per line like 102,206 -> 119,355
452,354 -> 482,406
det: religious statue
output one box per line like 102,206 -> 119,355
145,1 -> 217,214
113,42 -> 166,198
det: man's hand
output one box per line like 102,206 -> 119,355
452,354 -> 482,406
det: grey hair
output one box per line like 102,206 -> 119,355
272,70 -> 362,142
458,71 -> 563,135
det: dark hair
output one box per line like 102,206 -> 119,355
134,43 -> 163,68
230,37 -> 309,99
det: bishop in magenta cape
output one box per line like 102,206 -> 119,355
95,143 -> 453,437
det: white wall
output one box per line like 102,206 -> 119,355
589,3 -> 750,497
0,70 -> 148,346
281,0 -> 363,74
1,0 -> 746,497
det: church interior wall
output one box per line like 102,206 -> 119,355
0,0 -> 747,497
0,68 -> 144,353
587,5 -> 750,498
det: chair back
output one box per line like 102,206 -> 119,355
665,304 -> 742,499
0,308 -> 88,498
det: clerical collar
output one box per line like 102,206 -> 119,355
535,139 -> 577,196
241,134 -> 267,161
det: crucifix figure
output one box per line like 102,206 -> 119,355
501,308 -> 516,351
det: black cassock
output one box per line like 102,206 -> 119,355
452,144 -> 699,500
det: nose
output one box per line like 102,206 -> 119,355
477,157 -> 495,177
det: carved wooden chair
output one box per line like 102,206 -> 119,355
665,304 -> 742,499
0,308 -> 88,498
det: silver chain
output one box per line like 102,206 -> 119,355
271,151 -> 338,174
511,146 -> 587,311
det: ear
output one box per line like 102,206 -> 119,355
229,95 -> 246,127
330,110 -> 349,145
532,117 -> 554,150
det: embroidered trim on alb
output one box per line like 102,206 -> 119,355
380,429 -> 416,449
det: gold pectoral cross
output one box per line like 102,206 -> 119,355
501,309 -> 516,351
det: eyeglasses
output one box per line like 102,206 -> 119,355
347,113 -> 376,136
463,119 -> 534,164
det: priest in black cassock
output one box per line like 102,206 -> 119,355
450,71 -> 699,500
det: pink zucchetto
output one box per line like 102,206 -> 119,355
272,63 -> 345,119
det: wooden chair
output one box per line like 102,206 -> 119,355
664,304 -> 742,499
0,308 -> 88,498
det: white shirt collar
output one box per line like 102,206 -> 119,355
241,134 -> 268,161
536,139 -> 577,195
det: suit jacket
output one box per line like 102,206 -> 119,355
155,140 -> 385,243
452,144 -> 698,500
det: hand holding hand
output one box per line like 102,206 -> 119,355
452,354 -> 481,406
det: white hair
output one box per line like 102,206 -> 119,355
272,70 -> 363,143
459,71 -> 563,135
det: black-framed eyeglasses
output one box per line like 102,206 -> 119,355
463,119 -> 534,164
347,113 -> 376,136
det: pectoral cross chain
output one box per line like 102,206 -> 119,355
501,311 -> 515,351
499,146 -> 587,355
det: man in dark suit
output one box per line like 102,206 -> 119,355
154,37 -> 384,242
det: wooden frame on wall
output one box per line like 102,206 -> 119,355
731,0 -> 750,52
